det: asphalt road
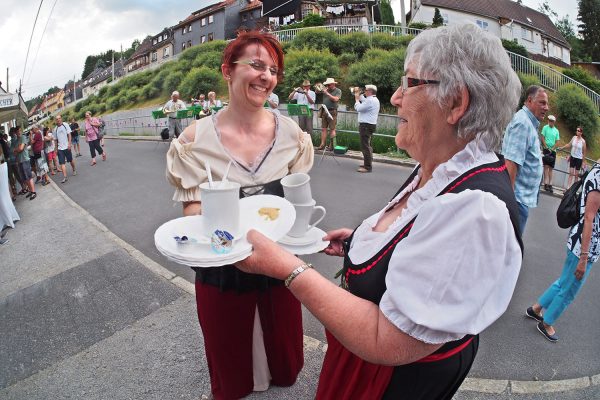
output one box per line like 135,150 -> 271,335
51,138 -> 600,383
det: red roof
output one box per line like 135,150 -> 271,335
241,0 -> 262,13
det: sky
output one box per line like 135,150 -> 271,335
0,0 -> 580,101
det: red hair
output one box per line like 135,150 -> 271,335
222,30 -> 284,83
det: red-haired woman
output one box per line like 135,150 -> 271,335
166,31 -> 313,399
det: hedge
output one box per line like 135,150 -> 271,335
556,84 -> 599,140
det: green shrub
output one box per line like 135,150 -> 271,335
107,96 -> 122,110
556,84 -> 599,139
290,29 -> 341,55
562,67 -> 600,94
371,33 -> 405,50
282,48 -> 340,96
97,86 -> 109,98
200,40 -> 227,54
346,49 -> 404,102
339,32 -> 371,58
502,39 -> 528,58
96,102 -> 107,114
74,101 -> 84,112
408,22 -> 429,30
106,84 -> 120,97
141,84 -> 160,100
302,13 -> 325,27
179,67 -> 222,99
516,73 -> 540,107
191,51 -> 223,71
162,71 -> 185,94
338,52 -> 358,66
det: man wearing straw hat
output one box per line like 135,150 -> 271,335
288,79 -> 316,135
318,77 -> 341,150
353,84 -> 380,173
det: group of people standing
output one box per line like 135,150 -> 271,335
501,84 -> 596,343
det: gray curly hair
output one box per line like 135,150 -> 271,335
405,24 -> 521,151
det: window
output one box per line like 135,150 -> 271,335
188,24 -> 192,32
208,33 -> 214,41
151,51 -> 157,62
242,14 -> 248,21
187,40 -> 192,48
153,38 -> 157,45
182,42 -> 186,50
521,27 -> 533,41
476,20 -> 488,30
163,47 -> 170,58
201,17 -> 206,26
201,35 -> 206,43
182,27 -> 186,34
208,15 -> 214,24
554,44 -> 562,59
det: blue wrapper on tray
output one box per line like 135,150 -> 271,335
211,229 -> 234,254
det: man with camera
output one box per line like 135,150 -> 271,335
354,84 -> 380,173
288,80 -> 315,134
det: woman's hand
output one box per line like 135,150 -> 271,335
235,229 -> 301,280
575,258 -> 587,280
322,228 -> 353,257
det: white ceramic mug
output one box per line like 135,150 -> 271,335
287,200 -> 326,238
199,181 -> 240,238
281,173 -> 313,205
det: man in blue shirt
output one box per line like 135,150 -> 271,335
502,85 -> 549,234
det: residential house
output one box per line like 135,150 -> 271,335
409,0 -> 571,66
43,90 -> 65,114
63,80 -> 83,106
82,60 -> 126,98
173,0 -> 260,55
262,1 -> 379,27
149,28 -> 174,68
124,37 -> 153,74
27,102 -> 44,123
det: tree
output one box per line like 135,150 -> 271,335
302,13 -> 324,27
432,8 -> 444,27
556,15 -> 575,39
537,0 -> 558,22
578,0 -> 600,61
379,0 -> 395,25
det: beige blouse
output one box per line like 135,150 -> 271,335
166,110 -> 314,202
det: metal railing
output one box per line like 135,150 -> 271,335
273,24 -> 421,43
507,51 -> 600,114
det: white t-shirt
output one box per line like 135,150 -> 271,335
292,89 -> 316,110
53,123 -> 71,151
570,136 -> 585,159
267,93 -> 280,114
348,139 -> 522,344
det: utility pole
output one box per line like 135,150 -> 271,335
73,74 -> 76,102
112,51 -> 115,82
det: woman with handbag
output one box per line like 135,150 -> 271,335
30,125 -> 50,186
84,111 -> 107,166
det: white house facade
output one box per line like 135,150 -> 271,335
410,0 -> 571,66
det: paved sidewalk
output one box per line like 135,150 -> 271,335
1,151 -> 598,399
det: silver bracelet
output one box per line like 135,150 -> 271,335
284,263 -> 313,288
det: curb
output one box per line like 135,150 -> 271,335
50,146 -> 597,395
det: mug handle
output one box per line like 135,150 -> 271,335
308,206 -> 326,231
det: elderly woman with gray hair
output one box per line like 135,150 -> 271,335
236,24 -> 523,398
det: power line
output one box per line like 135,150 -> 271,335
22,0 -> 45,92
26,0 -> 60,85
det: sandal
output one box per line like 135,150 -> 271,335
29,192 -> 37,200
18,189 -> 28,195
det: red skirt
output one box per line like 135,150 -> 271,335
195,282 -> 304,400
316,330 -> 478,400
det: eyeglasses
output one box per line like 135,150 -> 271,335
401,76 -> 440,94
234,59 -> 280,76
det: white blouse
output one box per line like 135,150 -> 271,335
348,139 -> 522,344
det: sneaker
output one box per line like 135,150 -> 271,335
26,192 -> 33,198
537,322 -> 558,342
73,170 -> 77,176
29,192 -> 37,200
61,177 -> 68,184
525,307 -> 543,322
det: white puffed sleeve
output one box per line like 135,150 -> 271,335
165,139 -> 206,202
380,189 -> 522,344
